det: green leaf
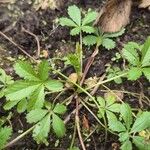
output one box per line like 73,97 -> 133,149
68,5 -> 81,26
119,132 -> 129,142
83,35 -> 97,46
121,140 -> 132,150
130,112 -> 150,133
128,67 -> 142,80
122,42 -> 140,66
28,85 -> 45,110
107,111 -> 126,132
81,26 -> 95,34
97,97 -> 106,118
14,61 -> 39,81
102,38 -> 116,50
133,136 -> 150,150
26,109 -> 48,123
97,97 -> 106,107
59,17 -> 77,27
33,114 -> 50,145
53,104 -> 67,114
70,27 -> 81,35
105,93 -> 116,106
5,81 -> 41,101
52,114 -> 66,137
0,126 -> 12,150
3,100 -> 19,110
142,67 -> 150,81
108,104 -> 121,113
82,11 -> 97,26
38,60 -> 49,81
120,103 -> 133,130
141,36 -> 150,67
45,80 -> 63,92
17,98 -> 27,113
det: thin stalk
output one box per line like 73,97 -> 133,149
80,31 -> 83,74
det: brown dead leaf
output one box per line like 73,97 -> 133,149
84,76 -> 98,89
42,50 -> 49,58
65,73 -> 78,88
95,0 -> 132,33
82,115 -> 90,131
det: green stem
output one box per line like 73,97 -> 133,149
80,31 -> 83,74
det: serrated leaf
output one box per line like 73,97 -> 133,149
3,100 -> 19,110
26,109 -> 48,123
81,26 -> 95,33
53,104 -> 67,115
128,67 -> 142,80
119,132 -> 129,142
122,42 -> 140,66
83,35 -> 97,46
28,85 -> 45,110
68,5 -> 81,26
70,27 -> 81,35
45,80 -> 63,92
59,17 -> 77,27
120,103 -> 133,130
141,36 -> 150,67
130,112 -> 150,133
5,81 -> 41,101
97,97 -> 106,107
142,67 -> 150,81
107,111 -> 126,132
108,104 -> 121,113
133,136 -> 150,150
17,98 -> 27,113
105,93 -> 116,106
102,38 -> 116,50
33,114 -> 50,145
52,114 -> 66,137
0,126 -> 12,150
38,60 -> 49,81
14,61 -> 39,81
82,11 -> 97,26
121,140 -> 132,150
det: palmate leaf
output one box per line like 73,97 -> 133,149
70,27 -> 81,36
128,67 -> 142,80
28,85 -> 45,110
14,61 -> 39,81
26,108 -> 48,123
33,114 -> 51,145
142,67 -> 150,81
68,5 -> 81,26
38,60 -> 49,81
120,140 -> 132,150
53,104 -> 67,115
130,111 -> 150,133
81,26 -> 95,34
141,36 -> 150,67
82,11 -> 97,26
0,126 -> 12,150
102,38 -> 116,50
5,80 -> 41,101
59,17 -> 77,27
52,114 -> 66,137
83,35 -> 97,46
122,42 -> 140,66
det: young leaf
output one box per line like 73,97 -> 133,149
17,98 -> 27,113
38,60 -> 49,81
130,111 -> 150,133
59,17 -> 77,27
70,27 -> 81,36
52,114 -> 66,137
133,136 -> 150,150
0,126 -> 12,150
122,42 -> 140,66
102,38 -> 116,50
141,36 -> 150,67
68,5 -> 81,26
120,103 -> 133,130
120,140 -> 132,150
108,104 -> 121,113
45,80 -> 63,92
53,104 -> 67,115
97,97 -> 106,118
83,35 -> 97,46
26,109 -> 48,123
82,11 -> 97,26
142,68 -> 150,81
33,114 -> 50,145
5,81 -> 41,101
128,67 -> 142,80
14,61 -> 39,81
81,26 -> 95,34
28,85 -> 45,110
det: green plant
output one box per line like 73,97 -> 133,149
26,102 -> 66,145
4,60 -> 63,112
122,36 -> 150,81
83,28 -> 125,50
59,5 -> 97,36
